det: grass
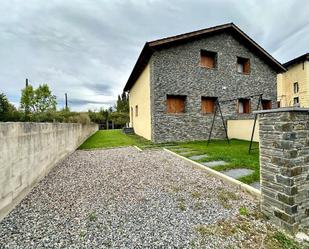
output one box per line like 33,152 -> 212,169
79,129 -> 153,149
173,139 -> 260,184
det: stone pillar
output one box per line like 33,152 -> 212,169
257,108 -> 309,234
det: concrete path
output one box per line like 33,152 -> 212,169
0,147 -> 273,248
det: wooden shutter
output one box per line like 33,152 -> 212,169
200,51 -> 216,68
243,60 -> 250,73
262,100 -> 272,110
201,97 -> 216,113
244,99 -> 250,113
167,95 -> 185,113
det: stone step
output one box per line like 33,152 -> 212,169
201,161 -> 227,167
250,182 -> 260,190
188,154 -> 209,160
222,168 -> 254,179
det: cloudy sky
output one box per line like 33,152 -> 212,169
0,0 -> 308,111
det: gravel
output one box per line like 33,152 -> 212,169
0,147 -> 273,248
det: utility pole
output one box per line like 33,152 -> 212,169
65,93 -> 68,110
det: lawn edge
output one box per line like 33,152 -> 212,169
163,148 -> 261,199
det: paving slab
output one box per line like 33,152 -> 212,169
222,168 -> 254,179
201,161 -> 227,167
188,154 -> 209,160
250,182 -> 260,190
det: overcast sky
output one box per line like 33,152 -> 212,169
0,0 -> 308,111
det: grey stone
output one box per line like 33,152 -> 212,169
250,182 -> 260,190
188,154 -> 209,160
222,168 -> 254,179
201,161 -> 227,167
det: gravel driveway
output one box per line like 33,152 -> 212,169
0,147 -> 283,248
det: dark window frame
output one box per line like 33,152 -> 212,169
166,95 -> 187,114
201,96 -> 217,114
293,82 -> 299,93
237,98 -> 251,114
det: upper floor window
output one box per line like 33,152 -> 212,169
135,105 -> 138,117
237,57 -> 250,74
294,82 -> 299,93
238,98 -> 250,113
201,97 -> 217,114
166,95 -> 186,113
262,99 -> 272,110
200,50 -> 217,69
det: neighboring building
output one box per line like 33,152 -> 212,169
277,53 -> 309,107
124,23 -> 286,142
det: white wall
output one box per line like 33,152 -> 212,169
227,119 -> 259,142
0,122 -> 98,220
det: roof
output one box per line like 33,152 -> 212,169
124,23 -> 286,92
283,53 -> 309,68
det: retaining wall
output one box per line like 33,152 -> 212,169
0,122 -> 98,220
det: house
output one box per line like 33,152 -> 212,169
123,23 -> 286,142
277,53 -> 309,107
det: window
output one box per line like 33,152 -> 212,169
200,50 -> 217,68
201,97 -> 217,114
294,82 -> 299,93
237,57 -> 250,74
238,98 -> 250,113
262,99 -> 272,110
135,105 -> 138,117
277,101 -> 281,108
166,95 -> 186,113
293,97 -> 299,106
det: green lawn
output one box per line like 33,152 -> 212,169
79,130 -> 259,184
79,129 -> 154,149
175,139 -> 260,184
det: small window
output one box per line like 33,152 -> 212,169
262,99 -> 272,110
238,98 -> 250,113
277,101 -> 281,108
293,97 -> 299,106
200,50 -> 217,68
237,57 -> 250,74
166,95 -> 186,113
135,105 -> 138,117
294,82 -> 299,93
201,97 -> 217,114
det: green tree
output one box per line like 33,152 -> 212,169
20,83 -> 57,114
115,92 -> 129,113
0,93 -> 17,121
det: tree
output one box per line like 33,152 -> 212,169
20,83 -> 57,114
0,93 -> 17,121
115,92 -> 129,113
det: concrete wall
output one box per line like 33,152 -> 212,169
277,61 -> 309,107
0,122 -> 98,220
227,119 -> 259,142
129,63 -> 152,140
151,32 -> 277,142
257,108 -> 309,234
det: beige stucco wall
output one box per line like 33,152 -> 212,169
227,119 -> 259,142
129,64 -> 151,140
277,61 -> 309,107
0,122 -> 98,221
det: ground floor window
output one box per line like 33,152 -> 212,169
135,105 -> 138,117
293,97 -> 299,106
238,98 -> 250,113
261,99 -> 272,110
166,95 -> 186,113
201,96 -> 217,114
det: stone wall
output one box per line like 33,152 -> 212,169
150,32 -> 277,142
257,108 -> 309,234
0,122 -> 98,220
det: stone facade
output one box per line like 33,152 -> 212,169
257,108 -> 309,234
149,32 -> 277,142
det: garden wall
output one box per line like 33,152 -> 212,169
0,122 -> 98,220
227,119 -> 259,142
